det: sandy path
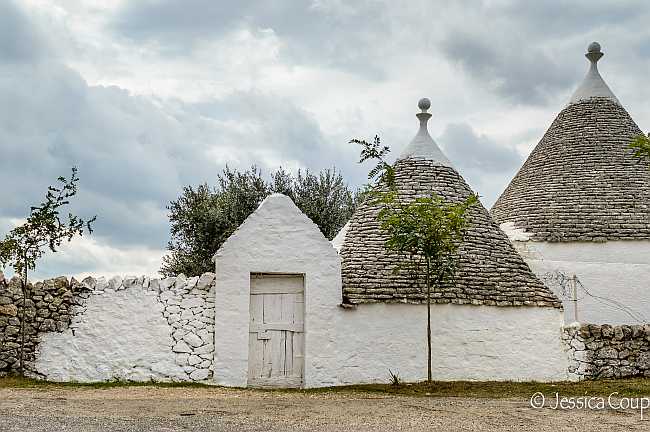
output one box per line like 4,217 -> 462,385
0,386 -> 647,431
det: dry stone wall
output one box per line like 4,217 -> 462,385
158,273 -> 216,381
0,274 -> 75,375
0,271 -> 216,383
564,322 -> 650,380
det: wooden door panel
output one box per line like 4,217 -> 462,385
248,274 -> 304,388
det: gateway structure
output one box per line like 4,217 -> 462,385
491,43 -> 650,325
212,99 -> 569,388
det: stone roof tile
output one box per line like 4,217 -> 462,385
340,152 -> 561,307
491,98 -> 649,241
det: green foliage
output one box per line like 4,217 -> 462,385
377,191 -> 478,285
388,369 -> 402,386
0,167 -> 96,278
629,133 -> 650,164
289,169 -> 356,240
351,135 -> 395,190
161,165 -> 358,277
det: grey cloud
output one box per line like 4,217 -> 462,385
188,93 -> 328,166
111,0 -> 389,76
0,63 -> 189,249
438,123 -> 523,205
0,50 -> 346,253
635,37 -> 650,57
499,1 -> 643,38
114,0 -> 302,41
110,0 -> 650,104
439,123 -> 522,173
437,0 -> 650,105
0,1 -> 44,62
440,32 -> 575,105
28,248 -> 110,280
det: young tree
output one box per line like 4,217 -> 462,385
0,168 -> 96,375
162,165 -> 357,276
354,136 -> 478,382
630,133 -> 650,163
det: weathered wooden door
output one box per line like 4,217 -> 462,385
248,273 -> 304,388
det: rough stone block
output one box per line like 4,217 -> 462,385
0,304 -> 18,317
189,369 -> 209,381
597,347 -> 618,360
180,298 -> 204,309
187,355 -> 202,366
172,340 -> 192,353
175,353 -> 189,366
183,333 -> 203,348
197,273 -> 216,290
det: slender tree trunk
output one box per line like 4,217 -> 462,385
19,256 -> 27,376
426,259 -> 432,383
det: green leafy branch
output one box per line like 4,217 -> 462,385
0,167 -> 96,277
350,135 -> 396,192
377,192 -> 478,282
629,133 -> 650,164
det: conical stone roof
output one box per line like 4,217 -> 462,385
491,43 -> 650,241
339,100 -> 561,307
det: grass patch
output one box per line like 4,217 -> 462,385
324,379 -> 650,398
0,375 -> 215,390
2,375 -> 650,398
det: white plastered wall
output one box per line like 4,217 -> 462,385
34,275 -> 216,383
501,223 -> 650,325
36,286 -> 186,382
212,194 -> 342,388
336,303 -> 568,383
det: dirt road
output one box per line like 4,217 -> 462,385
0,386 -> 647,431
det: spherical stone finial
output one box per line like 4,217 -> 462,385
588,41 -> 601,53
418,97 -> 431,112
585,41 -> 604,64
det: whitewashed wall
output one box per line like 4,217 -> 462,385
213,194 -> 342,388
336,303 -> 569,384
502,223 -> 650,325
35,274 -> 216,383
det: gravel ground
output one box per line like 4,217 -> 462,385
0,386 -> 648,431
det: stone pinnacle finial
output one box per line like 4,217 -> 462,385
416,98 -> 432,129
418,97 -> 431,113
586,41 -> 603,64
567,41 -> 619,105
397,98 -> 454,167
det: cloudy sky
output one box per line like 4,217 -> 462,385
1,0 -> 649,280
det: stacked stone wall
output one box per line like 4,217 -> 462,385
0,273 -> 75,374
156,273 -> 216,381
564,322 -> 650,380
